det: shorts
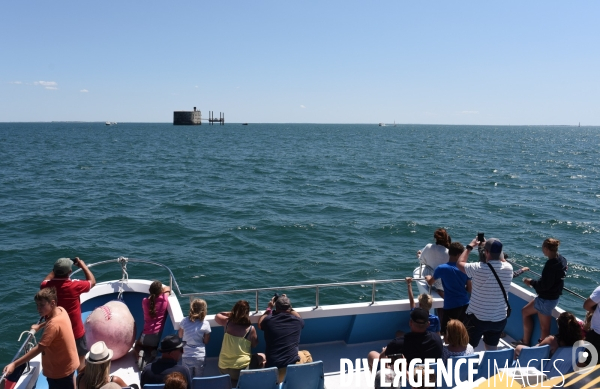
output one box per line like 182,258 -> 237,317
534,297 -> 559,316
464,313 -> 507,348
218,354 -> 264,382
47,371 -> 75,389
277,350 -> 313,383
139,333 -> 160,348
75,334 -> 88,357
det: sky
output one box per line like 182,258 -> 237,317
1,1 -> 599,125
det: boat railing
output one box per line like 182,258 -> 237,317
71,257 -> 586,315
182,278 -> 432,314
71,257 -> 431,313
70,257 -> 185,298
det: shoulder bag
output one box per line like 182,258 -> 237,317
486,262 -> 511,318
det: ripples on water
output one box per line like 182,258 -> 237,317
1,123 -> 599,363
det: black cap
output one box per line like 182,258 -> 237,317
410,308 -> 429,324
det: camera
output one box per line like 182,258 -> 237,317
71,257 -> 79,264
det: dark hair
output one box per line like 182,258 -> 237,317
229,300 -> 251,326
448,242 -> 465,257
543,238 -> 560,253
434,228 -> 450,248
556,311 -> 583,347
148,280 -> 163,318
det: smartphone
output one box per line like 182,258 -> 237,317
272,293 -> 279,303
71,257 -> 79,264
477,232 -> 484,242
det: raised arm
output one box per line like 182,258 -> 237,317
406,277 -> 415,309
457,237 -> 478,274
75,258 -> 96,288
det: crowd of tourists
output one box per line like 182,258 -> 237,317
367,228 -> 600,388
3,232 -> 600,389
1,257 -> 311,389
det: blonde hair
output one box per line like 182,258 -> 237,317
418,293 -> 433,312
79,360 -> 110,389
445,319 -> 469,348
543,238 -> 560,253
189,299 -> 207,322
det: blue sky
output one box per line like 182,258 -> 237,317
1,1 -> 598,124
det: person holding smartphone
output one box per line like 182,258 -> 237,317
40,257 -> 96,372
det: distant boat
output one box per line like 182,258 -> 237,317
242,123 -> 248,125
105,122 -> 117,125
378,123 -> 386,127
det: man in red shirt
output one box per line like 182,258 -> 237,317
40,257 -> 96,371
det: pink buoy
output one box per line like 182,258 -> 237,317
85,300 -> 136,360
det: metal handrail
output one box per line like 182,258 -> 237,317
71,257 -> 587,313
507,259 -> 587,301
70,257 -> 427,313
183,278 -> 427,313
70,257 -> 184,297
0,317 -> 43,384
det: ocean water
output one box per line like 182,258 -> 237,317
1,122 -> 599,364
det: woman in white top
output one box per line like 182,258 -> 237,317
178,299 -> 211,377
418,228 -> 450,297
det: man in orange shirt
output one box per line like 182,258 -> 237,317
3,287 -> 79,389
41,257 -> 96,371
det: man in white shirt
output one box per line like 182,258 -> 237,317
457,237 -> 513,350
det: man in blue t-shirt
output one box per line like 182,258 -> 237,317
426,242 -> 471,334
258,295 -> 312,383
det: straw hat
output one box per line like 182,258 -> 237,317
85,341 -> 114,364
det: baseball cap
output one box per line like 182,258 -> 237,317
53,258 -> 72,277
410,308 -> 429,325
484,238 -> 503,260
275,295 -> 292,310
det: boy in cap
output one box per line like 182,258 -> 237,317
405,277 -> 441,334
3,287 -> 79,389
141,335 -> 192,389
40,257 -> 96,371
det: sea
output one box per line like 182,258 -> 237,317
1,122 -> 599,365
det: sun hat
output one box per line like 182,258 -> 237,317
275,295 -> 292,310
484,238 -> 503,260
410,308 -> 429,325
158,335 -> 186,353
53,258 -> 72,277
85,341 -> 113,364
